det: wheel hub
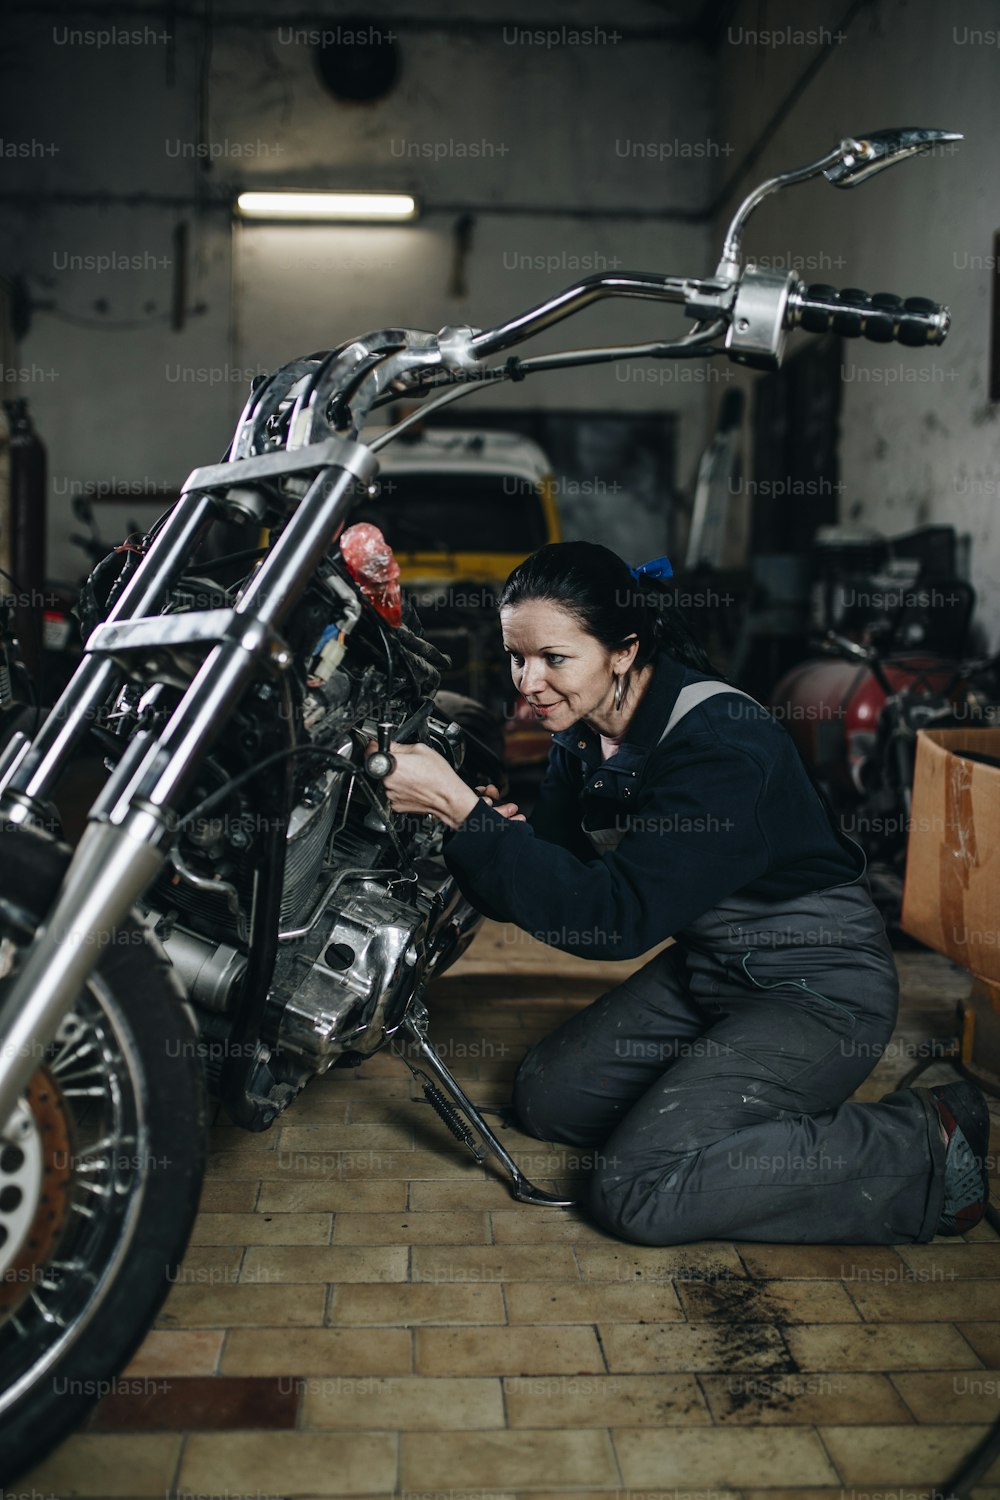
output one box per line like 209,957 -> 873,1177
0,1070 -> 73,1314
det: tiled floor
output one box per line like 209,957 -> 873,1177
21,925 -> 1000,1499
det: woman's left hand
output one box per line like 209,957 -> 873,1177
370,741 -> 480,829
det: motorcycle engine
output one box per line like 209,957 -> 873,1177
119,548 -> 481,1121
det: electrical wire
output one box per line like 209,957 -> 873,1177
177,741 -> 414,873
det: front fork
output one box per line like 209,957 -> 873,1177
0,447 -> 376,1127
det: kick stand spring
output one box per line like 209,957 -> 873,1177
393,1014 -> 575,1208
418,1074 -> 482,1154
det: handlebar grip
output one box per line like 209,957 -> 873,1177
786,282 -> 950,346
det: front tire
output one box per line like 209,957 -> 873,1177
0,829 -> 208,1480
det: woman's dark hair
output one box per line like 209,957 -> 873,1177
497,540 -> 724,680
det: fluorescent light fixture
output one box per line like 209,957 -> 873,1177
236,191 -> 418,221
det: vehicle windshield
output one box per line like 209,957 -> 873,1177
353,472 -> 549,554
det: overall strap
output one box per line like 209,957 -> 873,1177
657,680 -> 759,745
581,681 -> 761,855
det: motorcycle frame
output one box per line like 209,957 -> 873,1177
0,128 -> 958,1131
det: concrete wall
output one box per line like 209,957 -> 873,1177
714,0 -> 1000,647
1,0 -> 722,584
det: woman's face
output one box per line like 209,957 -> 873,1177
500,599 -> 635,733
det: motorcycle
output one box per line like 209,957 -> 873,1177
773,627 -> 1000,926
0,127 -> 960,1474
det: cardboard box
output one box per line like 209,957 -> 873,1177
958,975 -> 1000,1090
900,727 -> 1000,983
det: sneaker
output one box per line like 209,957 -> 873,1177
921,1081 -> 991,1236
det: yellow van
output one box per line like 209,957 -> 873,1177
357,427 -> 560,771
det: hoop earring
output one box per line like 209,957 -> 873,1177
613,672 -> 626,712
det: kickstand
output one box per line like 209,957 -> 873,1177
393,1010 -> 575,1207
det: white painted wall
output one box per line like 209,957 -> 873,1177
1,0 -> 721,584
714,0 -> 1000,647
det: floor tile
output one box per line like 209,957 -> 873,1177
490,1208 -> 610,1242
350,1096 -> 516,1134
330,1282 -> 506,1325
399,1429 -> 618,1490
613,1426 -> 838,1487
411,1244 -> 579,1282
208,1125 -> 280,1152
22,1434 -> 182,1496
338,1149 -> 489,1180
205,1146 -> 480,1180
785,1321 -> 988,1371
897,1242 -> 1000,1278
276,1090 -> 352,1123
222,1326 -> 412,1376
331,1210 -> 490,1244
959,1322 -> 1000,1364
415,1325 -> 603,1375
601,1321 -> 792,1373
847,1281 -> 1000,1321
156,1283 -> 326,1327
196,1178 -> 259,1212
409,1179 -> 557,1211
302,1374 -> 504,1429
178,1431 -> 398,1497
575,1242 -> 746,1281
504,1371 -> 710,1427
505,1280 -> 683,1324
191,1211 -> 332,1245
819,1423 -> 996,1483
123,1329 -> 224,1378
240,1245 -> 408,1283
278,1122 -> 417,1151
893,1369 -> 1000,1422
89,1375 -> 299,1431
334,1074 -> 421,1099
514,1494 -> 741,1500
257,1179 -> 408,1213
700,1369 -> 912,1424
27,933 -> 986,1497
738,1244 -> 910,1280
170,1244 -> 243,1284
676,1275 -> 860,1323
739,1493 -> 877,1500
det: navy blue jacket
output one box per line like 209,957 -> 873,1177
442,651 -> 862,960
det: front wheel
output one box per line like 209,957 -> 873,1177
0,829 -> 208,1480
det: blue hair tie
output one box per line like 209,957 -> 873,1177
628,555 -> 673,581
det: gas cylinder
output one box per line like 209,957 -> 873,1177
2,398 -> 47,680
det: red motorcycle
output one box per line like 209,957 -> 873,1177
771,630 -> 1000,924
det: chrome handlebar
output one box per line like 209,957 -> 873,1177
228,126 -> 960,462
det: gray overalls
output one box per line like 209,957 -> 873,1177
513,682 -> 947,1245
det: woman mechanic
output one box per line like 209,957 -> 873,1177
379,540 -> 989,1246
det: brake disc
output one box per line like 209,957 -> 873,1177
0,1069 -> 74,1316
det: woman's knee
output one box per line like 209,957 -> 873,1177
511,1044 -> 553,1139
511,1040 -> 611,1146
511,1040 -> 582,1141
587,1152 -> 706,1246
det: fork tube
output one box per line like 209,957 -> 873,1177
0,490 -> 220,816
120,457 -> 373,816
0,454 -> 372,1123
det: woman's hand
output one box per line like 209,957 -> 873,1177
370,746 -> 528,830
371,741 -> 480,830
475,782 -> 527,822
